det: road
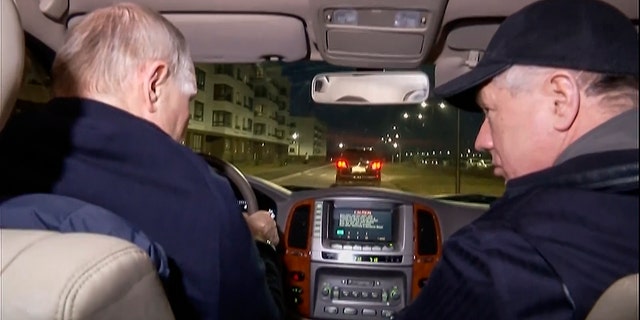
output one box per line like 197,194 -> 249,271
254,163 -> 505,197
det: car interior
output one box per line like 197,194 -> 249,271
1,0 -> 638,319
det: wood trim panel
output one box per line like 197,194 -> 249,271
411,203 -> 443,301
283,199 -> 315,318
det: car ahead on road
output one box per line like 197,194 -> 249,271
334,148 -> 383,186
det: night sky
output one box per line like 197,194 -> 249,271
278,61 -> 486,156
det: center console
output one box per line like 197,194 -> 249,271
283,197 -> 440,320
309,198 -> 413,319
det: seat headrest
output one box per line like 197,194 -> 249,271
0,0 -> 25,131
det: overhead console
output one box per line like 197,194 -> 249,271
310,0 -> 448,69
283,197 -> 442,319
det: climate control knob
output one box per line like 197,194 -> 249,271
390,286 -> 401,300
321,285 -> 331,297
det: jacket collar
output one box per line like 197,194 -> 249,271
504,149 -> 639,199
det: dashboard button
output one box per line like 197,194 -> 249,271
343,307 -> 357,315
331,243 -> 343,249
362,245 -> 372,251
332,286 -> 340,299
351,291 -> 360,298
382,246 -> 393,251
362,309 -> 376,316
289,271 -> 305,282
390,286 -> 401,300
382,310 -> 395,318
361,291 -> 369,299
353,244 -> 362,250
372,246 -> 382,251
324,306 -> 338,314
343,244 -> 353,250
341,289 -> 350,298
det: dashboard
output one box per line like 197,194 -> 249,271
245,176 -> 488,320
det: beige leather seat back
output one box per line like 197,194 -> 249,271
0,0 -> 24,129
1,230 -> 175,320
586,273 -> 639,320
1,1 -> 174,319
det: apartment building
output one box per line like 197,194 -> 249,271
288,116 -> 327,158
184,63 -> 292,164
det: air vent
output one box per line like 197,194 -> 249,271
288,204 -> 311,249
416,210 -> 438,255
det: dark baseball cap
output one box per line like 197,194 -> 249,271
434,0 -> 639,111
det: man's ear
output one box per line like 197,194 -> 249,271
143,61 -> 170,113
547,71 -> 580,132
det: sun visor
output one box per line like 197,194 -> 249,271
433,23 -> 500,87
67,13 -> 308,63
447,24 -> 499,51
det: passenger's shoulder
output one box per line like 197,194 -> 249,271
447,213 -> 531,254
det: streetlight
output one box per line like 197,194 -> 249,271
338,142 -> 344,148
392,142 -> 402,163
292,132 -> 300,156
425,100 -> 461,193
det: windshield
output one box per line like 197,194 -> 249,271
16,51 -> 505,198
187,61 -> 505,197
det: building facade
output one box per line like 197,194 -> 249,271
184,63 -> 292,164
289,116 -> 327,158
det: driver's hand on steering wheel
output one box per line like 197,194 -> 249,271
243,211 -> 280,249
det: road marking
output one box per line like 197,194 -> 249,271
272,164 -> 333,182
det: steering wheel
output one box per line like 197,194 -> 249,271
199,154 -> 259,214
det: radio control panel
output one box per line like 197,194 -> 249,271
312,270 -> 406,319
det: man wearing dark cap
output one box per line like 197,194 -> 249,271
398,0 -> 638,319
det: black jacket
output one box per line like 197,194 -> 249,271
0,98 -> 284,320
398,149 -> 638,319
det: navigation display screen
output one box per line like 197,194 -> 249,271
330,208 -> 393,242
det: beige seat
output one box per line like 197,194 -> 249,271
0,0 -> 174,319
1,230 -> 175,320
586,273 -> 639,320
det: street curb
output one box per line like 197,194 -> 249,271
272,164 -> 333,182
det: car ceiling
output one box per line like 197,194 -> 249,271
15,0 -> 639,85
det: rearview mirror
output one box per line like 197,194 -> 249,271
311,71 -> 429,105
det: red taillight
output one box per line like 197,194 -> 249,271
371,161 -> 382,170
336,159 -> 348,169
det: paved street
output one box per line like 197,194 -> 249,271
241,162 -> 505,197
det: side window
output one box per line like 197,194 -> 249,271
195,68 -> 206,90
193,100 -> 204,121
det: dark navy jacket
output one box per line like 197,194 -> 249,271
398,149 -> 639,320
0,98 -> 281,320
0,193 -> 170,279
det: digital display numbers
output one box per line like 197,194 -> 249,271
354,255 -> 402,263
